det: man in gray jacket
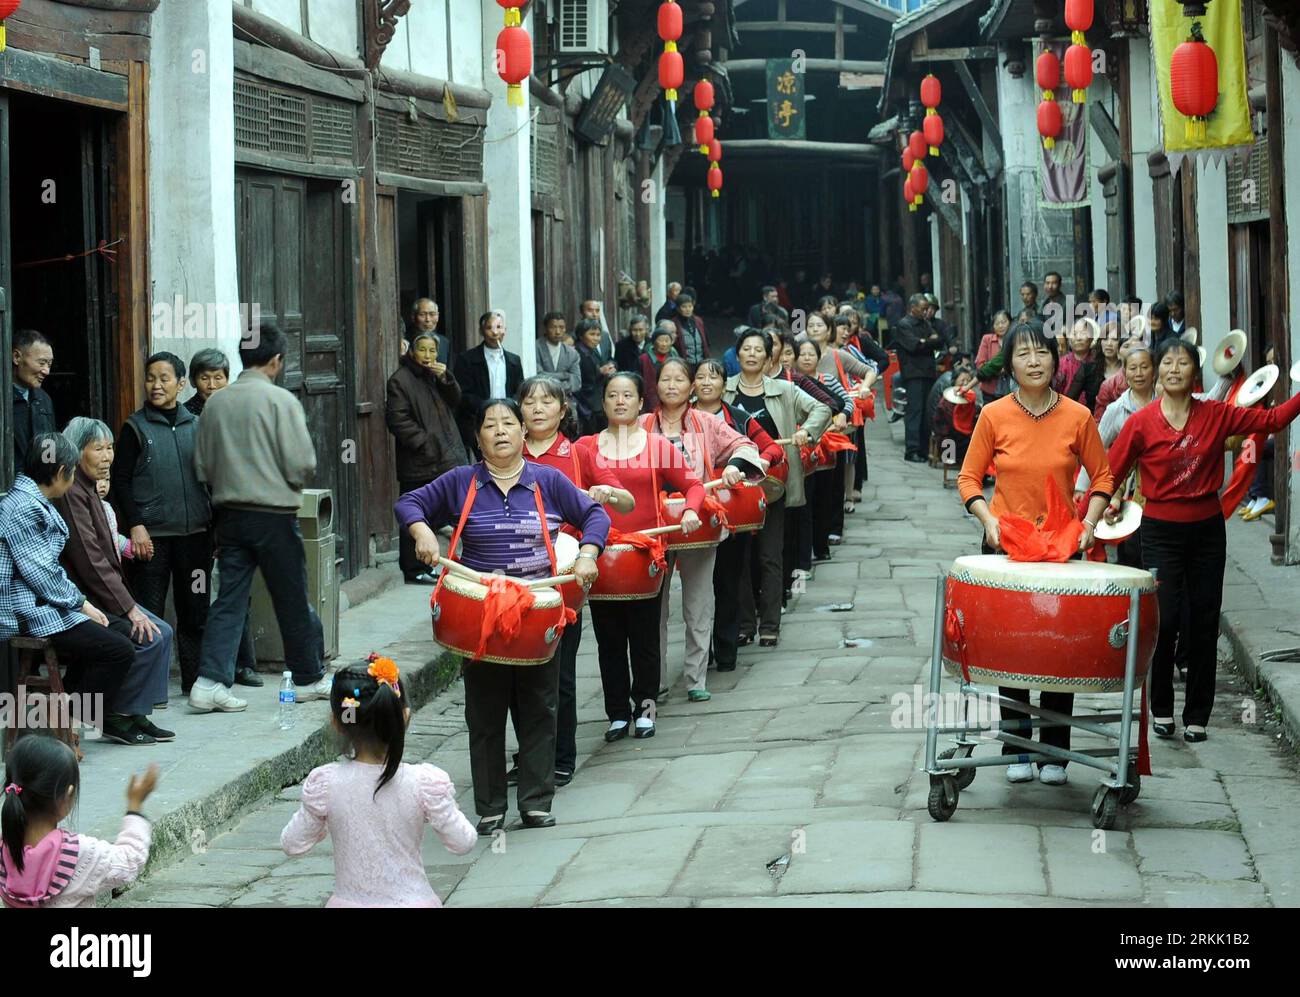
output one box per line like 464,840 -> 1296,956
189,323 -> 329,713
535,311 -> 582,393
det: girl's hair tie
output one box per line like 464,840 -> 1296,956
2,783 -> 21,796
366,655 -> 400,691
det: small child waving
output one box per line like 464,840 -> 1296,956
280,656 -> 477,907
1,736 -> 158,908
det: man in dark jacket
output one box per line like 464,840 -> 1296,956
453,310 -> 524,454
893,294 -> 945,462
11,329 -> 57,469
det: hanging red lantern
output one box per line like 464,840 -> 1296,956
1037,98 -> 1062,150
694,77 -> 715,153
1064,44 -> 1093,104
907,130 -> 926,162
496,24 -> 532,107
904,176 -> 916,213
695,114 -> 714,152
0,0 -> 21,53
1170,22 -> 1219,143
1036,50 -> 1061,99
910,162 -> 929,205
694,78 -> 715,112
708,138 -> 722,164
1064,0 -> 1095,44
923,113 -> 944,155
707,162 -> 723,199
903,148 -> 916,174
920,74 -> 941,111
658,2 -> 684,103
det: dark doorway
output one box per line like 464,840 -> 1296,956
396,191 -> 464,354
3,91 -> 118,454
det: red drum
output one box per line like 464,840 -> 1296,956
552,534 -> 586,613
942,555 -> 1158,693
588,541 -> 664,601
661,496 -> 729,551
433,573 -> 565,665
713,482 -> 766,533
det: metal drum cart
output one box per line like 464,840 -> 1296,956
922,556 -> 1158,830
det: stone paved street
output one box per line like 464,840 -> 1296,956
113,424 -> 1300,908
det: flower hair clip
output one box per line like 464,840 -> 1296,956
341,696 -> 361,710
367,654 -> 400,691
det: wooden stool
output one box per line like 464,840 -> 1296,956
5,636 -> 81,758
942,455 -> 958,489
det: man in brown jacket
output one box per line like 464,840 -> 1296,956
191,323 -> 329,713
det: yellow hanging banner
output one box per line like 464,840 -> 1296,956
1149,0 -> 1253,153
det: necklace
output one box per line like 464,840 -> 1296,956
1014,389 -> 1057,420
486,460 -> 525,480
739,374 -> 765,391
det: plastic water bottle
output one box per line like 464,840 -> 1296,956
278,671 -> 296,730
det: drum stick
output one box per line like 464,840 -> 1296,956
525,574 -> 581,589
702,477 -> 752,491
772,438 -> 795,446
435,557 -> 482,581
638,523 -> 686,537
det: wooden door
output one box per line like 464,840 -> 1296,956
0,92 -> 11,489
363,188 -> 400,555
1101,162 -> 1129,301
235,169 -> 360,576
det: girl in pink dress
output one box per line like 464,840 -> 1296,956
280,657 -> 478,907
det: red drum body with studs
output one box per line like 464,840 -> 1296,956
713,482 -> 766,533
941,555 -> 1158,693
587,541 -> 664,601
661,496 -> 729,551
432,574 -> 566,665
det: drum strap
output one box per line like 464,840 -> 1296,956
434,471 -> 559,590
431,475 -> 482,609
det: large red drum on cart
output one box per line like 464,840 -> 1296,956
941,556 -> 1158,693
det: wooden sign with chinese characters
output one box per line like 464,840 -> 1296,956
766,58 -> 805,140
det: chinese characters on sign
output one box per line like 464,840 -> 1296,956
766,58 -> 805,140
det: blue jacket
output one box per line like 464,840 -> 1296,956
0,476 -> 88,640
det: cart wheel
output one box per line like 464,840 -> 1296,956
939,747 -> 976,789
1091,785 -> 1119,830
927,775 -> 960,822
1119,770 -> 1141,805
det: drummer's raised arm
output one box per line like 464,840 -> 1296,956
1220,385 -> 1300,439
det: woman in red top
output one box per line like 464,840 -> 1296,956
577,372 -> 705,741
694,359 -> 784,672
1108,339 -> 1300,743
518,376 -> 632,785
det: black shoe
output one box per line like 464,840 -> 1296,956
716,661 -> 736,672
520,811 -> 556,829
904,453 -> 928,464
604,721 -> 630,743
736,633 -> 754,647
133,717 -> 175,742
153,700 -> 169,710
759,635 -> 778,648
506,765 -> 520,786
888,412 -> 902,423
404,572 -> 439,585
554,770 -> 573,787
235,667 -> 264,688
475,814 -> 505,835
1152,720 -> 1176,738
1183,728 -> 1207,743
101,716 -> 155,746
633,719 -> 656,739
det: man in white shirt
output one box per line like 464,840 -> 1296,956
453,310 -> 524,453
580,298 -> 617,376
535,311 -> 582,393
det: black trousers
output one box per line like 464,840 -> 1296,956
464,652 -> 557,818
128,531 -> 212,692
830,453 -> 848,536
511,609 -> 582,774
48,619 -> 134,720
1141,514 -> 1226,727
711,532 -> 750,667
397,476 -> 436,578
853,427 -> 866,490
810,469 -> 835,559
903,376 -> 936,457
590,590 -> 663,723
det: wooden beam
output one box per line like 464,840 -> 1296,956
1090,102 -> 1122,163
0,46 -> 128,110
911,46 -> 998,62
834,5 -> 845,62
719,140 -> 881,158
723,59 -> 885,74
740,22 -> 858,34
952,60 -> 1003,158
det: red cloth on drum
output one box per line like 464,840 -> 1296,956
606,527 -> 668,573
1108,391 -> 1300,522
575,433 -> 704,534
475,576 -> 536,660
998,477 -> 1084,562
952,392 -> 976,435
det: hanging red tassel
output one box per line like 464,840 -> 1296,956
475,576 -> 536,660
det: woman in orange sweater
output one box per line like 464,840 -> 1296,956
957,322 -> 1116,787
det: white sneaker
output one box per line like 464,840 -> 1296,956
188,678 -> 248,713
1006,763 -> 1035,783
293,674 -> 334,702
1039,765 -> 1068,786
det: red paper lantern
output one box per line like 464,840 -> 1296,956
1170,24 -> 1219,142
907,130 -> 927,162
903,148 -> 916,174
923,113 -> 944,156
1064,44 -> 1093,104
659,50 -> 684,101
695,115 -> 714,151
708,162 -> 723,199
910,162 -> 929,203
1064,0 -> 1095,42
658,1 -> 683,41
1037,98 -> 1062,150
694,79 -> 715,112
708,138 -> 722,163
496,25 -> 531,107
1036,50 -> 1061,98
0,0 -> 21,52
920,74 -> 942,110
904,176 -> 916,212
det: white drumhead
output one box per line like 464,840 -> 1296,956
441,571 -> 562,607
950,554 -> 1154,594
554,532 -> 579,571
1235,364 -> 1279,407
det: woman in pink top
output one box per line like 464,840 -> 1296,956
281,658 -> 478,906
975,310 -> 1012,400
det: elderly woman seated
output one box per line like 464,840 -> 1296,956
54,417 -> 175,745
